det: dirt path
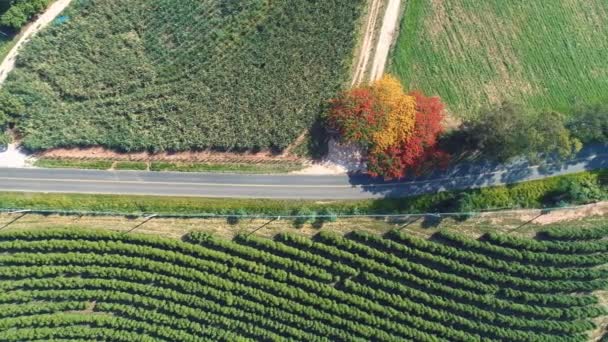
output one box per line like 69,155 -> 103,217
0,0 -> 73,85
369,0 -> 402,81
351,0 -> 403,85
351,0 -> 383,86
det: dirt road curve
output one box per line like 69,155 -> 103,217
369,0 -> 402,81
0,0 -> 73,85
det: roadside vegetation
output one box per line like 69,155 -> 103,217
0,227 -> 604,340
0,0 -> 365,152
391,0 -> 608,118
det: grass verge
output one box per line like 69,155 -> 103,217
1,170 -> 607,216
34,158 -> 113,170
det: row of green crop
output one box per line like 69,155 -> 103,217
483,232 -> 608,254
379,231 -> 606,281
437,231 -> 608,267
540,225 -> 608,241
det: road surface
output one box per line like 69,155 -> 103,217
1,146 -> 607,199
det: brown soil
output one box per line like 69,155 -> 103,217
37,146 -> 303,164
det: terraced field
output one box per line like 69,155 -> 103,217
0,227 -> 606,341
0,0 -> 364,152
391,0 -> 608,118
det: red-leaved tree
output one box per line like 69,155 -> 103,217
326,88 -> 386,147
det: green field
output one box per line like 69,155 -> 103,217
391,0 -> 608,118
0,227 -> 605,340
1,0 -> 364,152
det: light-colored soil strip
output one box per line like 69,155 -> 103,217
369,0 -> 403,81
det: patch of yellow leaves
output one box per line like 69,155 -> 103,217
371,75 -> 416,150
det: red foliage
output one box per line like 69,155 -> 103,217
367,91 -> 450,179
327,88 -> 385,146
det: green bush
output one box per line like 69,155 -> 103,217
568,104 -> 608,144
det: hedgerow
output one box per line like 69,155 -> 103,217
1,0 -> 364,152
0,228 -> 604,341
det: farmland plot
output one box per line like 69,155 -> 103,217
0,0 -> 364,151
391,0 -> 608,118
0,227 -> 605,341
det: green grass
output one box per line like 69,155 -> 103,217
33,158 -> 113,170
113,161 -> 148,170
391,0 -> 608,118
1,0 -> 365,152
2,170 -> 607,216
0,227 -> 603,341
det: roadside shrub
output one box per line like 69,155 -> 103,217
568,104 -> 608,144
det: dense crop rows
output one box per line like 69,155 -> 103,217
391,0 -> 608,117
0,227 -> 605,341
0,0 -> 364,151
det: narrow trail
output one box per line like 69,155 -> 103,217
0,0 -> 73,85
369,0 -> 402,81
351,0 -> 403,86
351,0 -> 383,86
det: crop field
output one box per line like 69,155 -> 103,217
391,0 -> 608,118
0,0 -> 364,152
0,227 -> 606,341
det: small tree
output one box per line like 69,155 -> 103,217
463,102 -> 580,162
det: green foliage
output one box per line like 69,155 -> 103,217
0,0 -> 51,30
0,228 -> 604,341
551,177 -> 607,206
391,0 -> 608,117
2,0 -> 364,152
461,103 -> 581,162
568,104 -> 608,144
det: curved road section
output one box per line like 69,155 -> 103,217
0,146 -> 607,199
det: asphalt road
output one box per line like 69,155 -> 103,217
0,146 -> 607,199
